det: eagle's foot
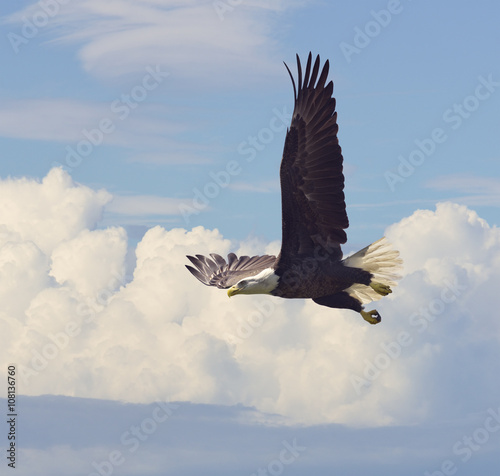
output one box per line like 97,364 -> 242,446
370,281 -> 392,296
360,309 -> 381,325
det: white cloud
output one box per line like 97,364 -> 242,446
0,98 -> 187,149
107,195 -> 194,216
426,173 -> 500,207
1,2 -> 305,163
0,167 -> 110,254
1,169 -> 499,428
229,179 -> 280,193
427,174 -> 500,194
50,227 -> 127,297
4,0 -> 301,83
0,99 -> 108,142
386,201 -> 497,275
127,149 -> 213,165
0,238 -> 49,322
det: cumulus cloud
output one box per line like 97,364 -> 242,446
1,169 -> 499,427
49,227 -> 127,297
0,167 -> 110,254
0,237 -> 49,323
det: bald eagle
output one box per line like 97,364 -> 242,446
186,53 -> 402,324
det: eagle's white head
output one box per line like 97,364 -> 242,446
227,268 -> 279,297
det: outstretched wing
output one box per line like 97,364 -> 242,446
186,253 -> 277,289
276,53 -> 348,267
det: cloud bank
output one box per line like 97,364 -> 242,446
1,168 -> 499,427
5,394 -> 500,476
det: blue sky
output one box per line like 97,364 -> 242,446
1,0 -> 499,248
1,1 -> 500,475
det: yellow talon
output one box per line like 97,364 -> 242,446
370,282 -> 392,296
360,309 -> 381,325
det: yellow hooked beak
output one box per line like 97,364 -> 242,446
227,286 -> 240,298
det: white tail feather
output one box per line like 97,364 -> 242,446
343,237 -> 403,304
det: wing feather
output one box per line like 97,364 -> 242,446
186,254 -> 277,289
276,53 -> 348,267
210,253 -> 227,268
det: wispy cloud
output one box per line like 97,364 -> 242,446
426,173 -> 500,207
107,194 -> 196,216
0,98 -> 215,166
0,99 -> 108,142
229,179 -> 279,193
349,198 -> 438,209
4,0 -> 303,84
127,147 -> 216,166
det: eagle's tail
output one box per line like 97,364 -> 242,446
343,237 -> 403,304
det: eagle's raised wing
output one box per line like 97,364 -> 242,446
186,253 -> 277,289
276,53 -> 348,267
